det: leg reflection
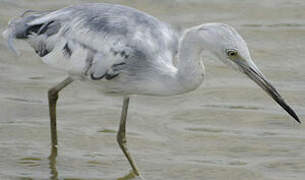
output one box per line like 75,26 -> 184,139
48,144 -> 142,180
48,146 -> 58,180
117,170 -> 138,180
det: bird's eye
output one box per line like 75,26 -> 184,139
226,49 -> 238,57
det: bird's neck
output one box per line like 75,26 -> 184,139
176,29 -> 205,92
135,28 -> 205,96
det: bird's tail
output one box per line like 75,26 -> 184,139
2,10 -> 51,55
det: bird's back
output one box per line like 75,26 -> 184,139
3,3 -> 181,95
32,4 -> 177,53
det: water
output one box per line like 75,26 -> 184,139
0,0 -> 305,179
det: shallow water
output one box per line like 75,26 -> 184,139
0,0 -> 305,180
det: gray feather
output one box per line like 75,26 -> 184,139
3,3 -> 179,85
2,10 -> 60,56
28,3 -> 179,58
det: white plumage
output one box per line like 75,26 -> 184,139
2,3 -> 300,178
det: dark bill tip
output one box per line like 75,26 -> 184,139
240,63 -> 301,124
273,96 -> 301,124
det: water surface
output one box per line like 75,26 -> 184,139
0,0 -> 305,180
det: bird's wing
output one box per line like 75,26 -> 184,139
4,3 -> 178,79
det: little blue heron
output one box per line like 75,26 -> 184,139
3,3 -> 300,177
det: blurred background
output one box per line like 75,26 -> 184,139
0,0 -> 304,180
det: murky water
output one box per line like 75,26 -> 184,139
0,0 -> 305,180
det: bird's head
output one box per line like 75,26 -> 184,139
196,23 -> 300,123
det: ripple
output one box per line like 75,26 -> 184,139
5,97 -> 43,104
191,158 -> 248,166
263,159 -> 305,173
184,125 -> 282,138
18,157 -> 42,167
87,160 -> 103,167
242,23 -> 305,28
97,129 -> 116,134
201,104 -> 261,110
229,161 -> 248,166
97,128 -> 140,136
185,127 -> 223,133
28,76 -> 44,80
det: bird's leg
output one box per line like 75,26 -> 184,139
48,145 -> 58,180
48,77 -> 73,147
117,96 -> 140,176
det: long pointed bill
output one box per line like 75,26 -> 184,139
236,60 -> 300,123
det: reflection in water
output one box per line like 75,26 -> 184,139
47,146 -> 138,180
0,0 -> 303,179
48,146 -> 58,180
117,171 -> 138,180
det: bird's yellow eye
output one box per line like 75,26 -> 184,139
226,49 -> 238,57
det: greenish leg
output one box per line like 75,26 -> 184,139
48,146 -> 58,180
48,77 -> 73,147
117,96 -> 141,176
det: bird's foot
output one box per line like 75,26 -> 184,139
117,170 -> 146,180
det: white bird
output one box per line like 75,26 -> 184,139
3,3 -> 300,177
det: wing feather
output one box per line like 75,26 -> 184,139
4,3 -> 179,79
